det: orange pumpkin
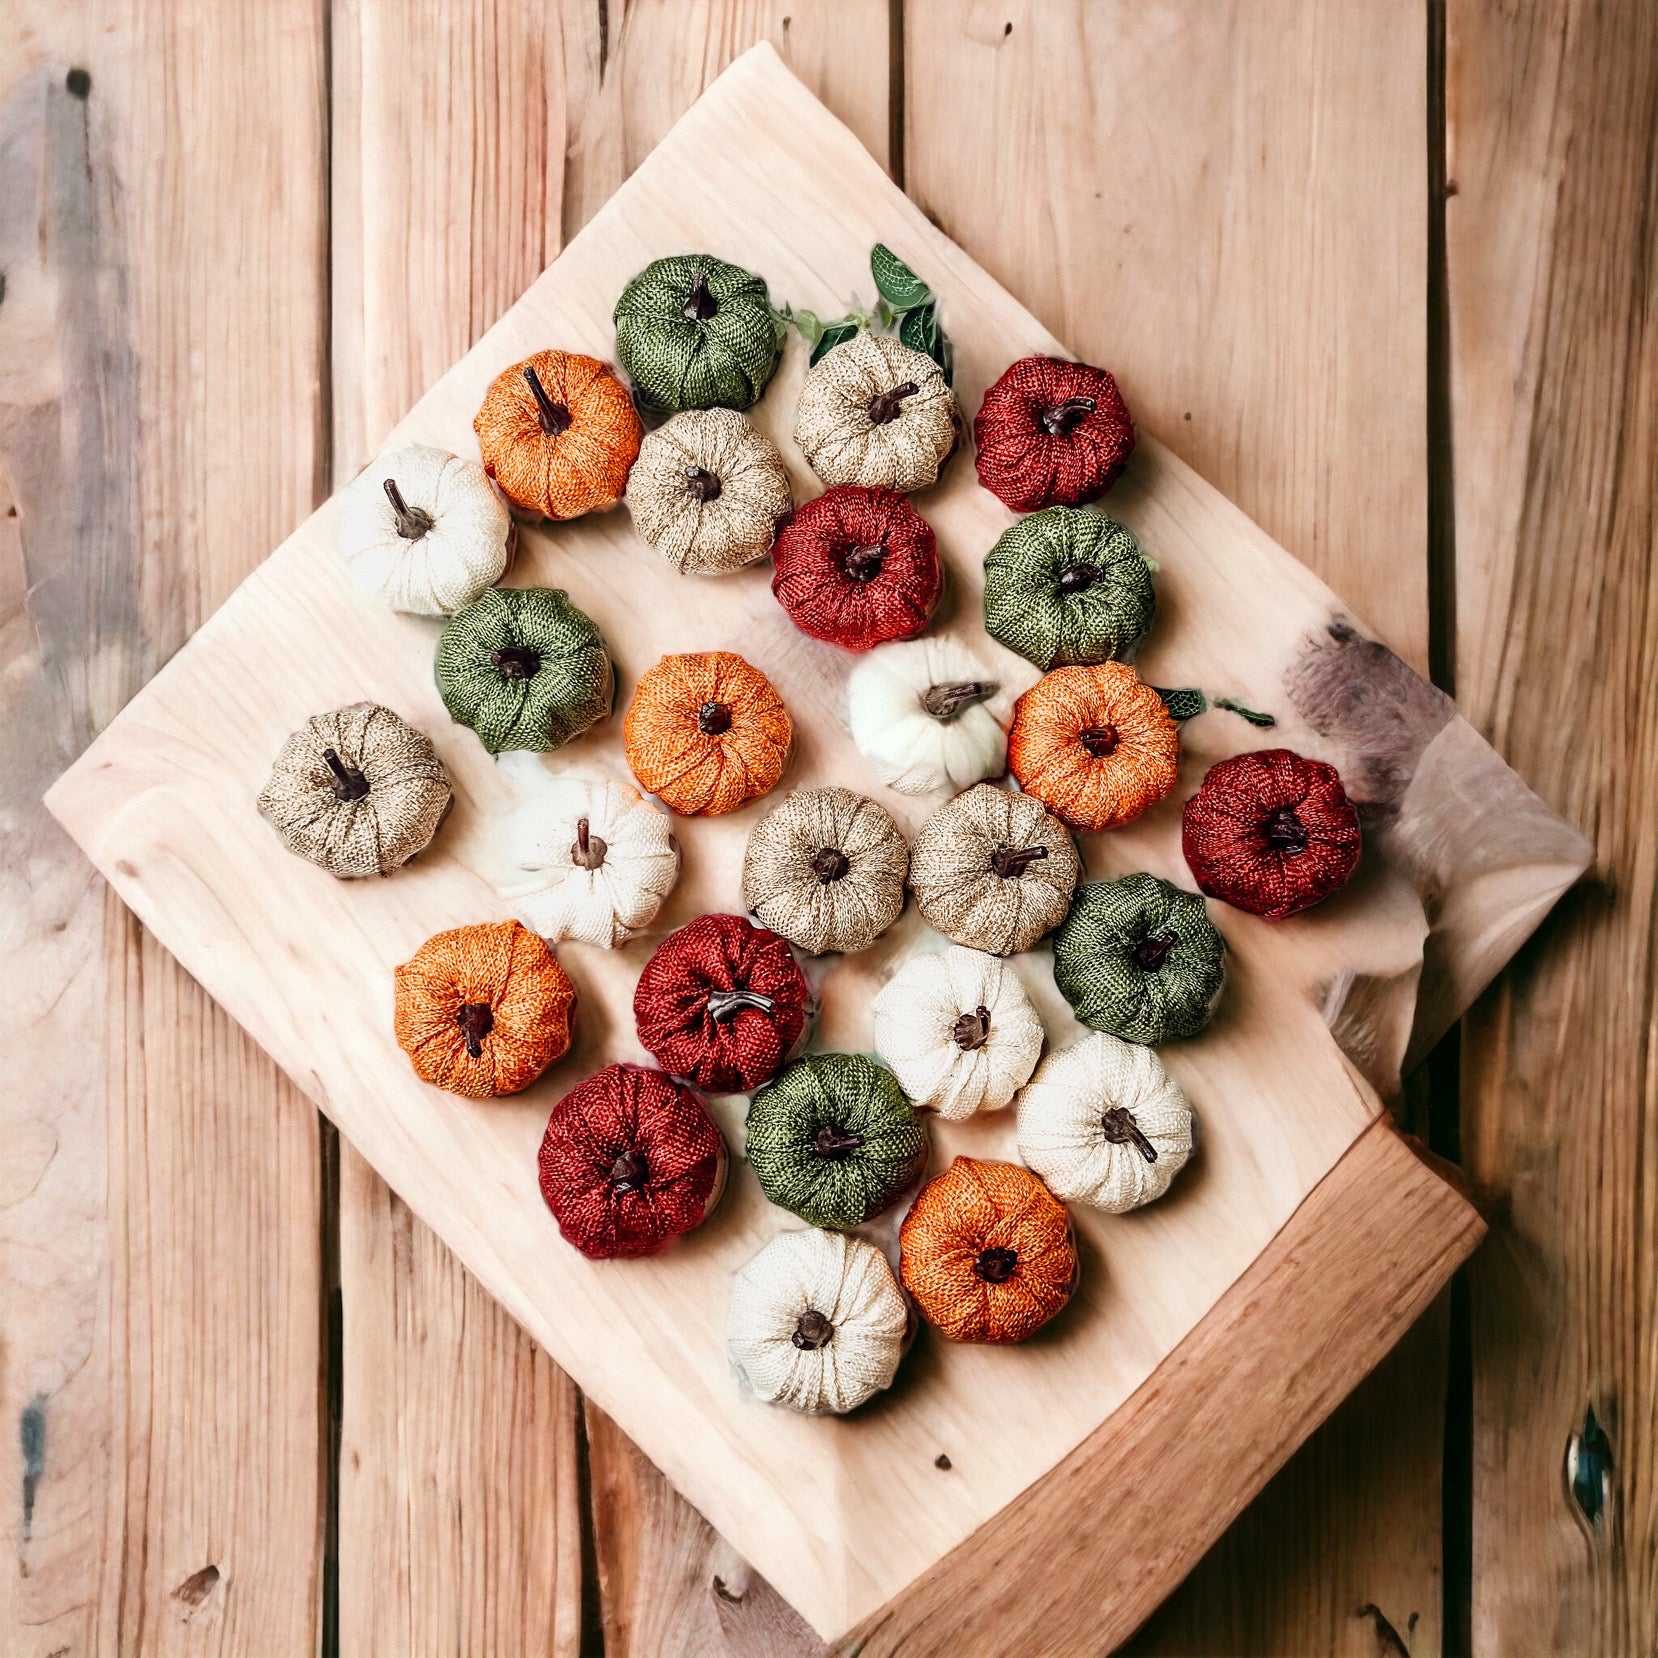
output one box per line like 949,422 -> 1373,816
394,920 -> 576,1098
474,349 -> 642,520
1007,662 -> 1179,831
623,651 -> 793,817
898,1157 -> 1078,1343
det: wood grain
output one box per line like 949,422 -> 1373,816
1447,3 -> 1658,1652
0,3 -> 328,1652
328,6 -> 587,1653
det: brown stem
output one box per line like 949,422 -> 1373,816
1131,932 -> 1177,972
867,381 -> 919,425
843,543 -> 887,583
811,1123 -> 864,1160
1101,1106 -> 1159,1164
973,1246 -> 1018,1284
570,816 -> 608,869
811,846 -> 850,884
696,700 -> 732,735
609,1147 -> 649,1193
684,465 -> 722,502
706,987 -> 775,1022
491,645 -> 542,680
320,747 -> 370,802
989,843 -> 1050,879
791,1309 -> 834,1351
1041,395 -> 1098,435
922,680 -> 998,720
1056,562 -> 1101,595
682,270 -> 718,321
455,1002 -> 494,1059
1078,724 -> 1119,758
523,365 -> 572,436
382,477 -> 435,540
953,1006 -> 992,1051
1263,806 -> 1309,856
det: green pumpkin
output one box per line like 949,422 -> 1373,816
1052,873 -> 1225,1044
745,1053 -> 926,1230
434,587 -> 612,754
613,254 -> 782,415
982,505 -> 1155,670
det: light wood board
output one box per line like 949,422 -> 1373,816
44,43 -> 1579,1643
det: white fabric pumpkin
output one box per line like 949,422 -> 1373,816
1016,1032 -> 1194,1213
871,945 -> 1044,1119
338,443 -> 512,615
847,637 -> 1012,796
727,1228 -> 908,1415
492,754 -> 679,949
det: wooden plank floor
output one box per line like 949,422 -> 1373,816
0,1 -> 1647,1652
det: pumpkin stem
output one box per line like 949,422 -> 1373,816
989,843 -> 1049,879
973,1246 -> 1018,1284
922,680 -> 998,720
696,700 -> 733,735
843,543 -> 887,583
1101,1106 -> 1159,1164
811,846 -> 851,884
791,1309 -> 834,1351
684,465 -> 722,502
682,270 -> 718,321
320,747 -> 370,802
523,365 -> 572,436
382,477 -> 435,540
1041,395 -> 1098,436
1078,724 -> 1119,758
1056,562 -> 1101,595
811,1123 -> 864,1160
455,1001 -> 494,1059
706,987 -> 774,1022
609,1147 -> 650,1193
953,1005 -> 992,1051
1263,806 -> 1309,856
570,816 -> 608,869
491,645 -> 542,681
1132,932 -> 1177,972
867,381 -> 919,426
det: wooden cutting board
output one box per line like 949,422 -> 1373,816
45,44 -> 1585,1650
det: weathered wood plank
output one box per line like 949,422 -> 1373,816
904,4 -> 1445,1652
329,3 -> 587,1653
1447,3 -> 1658,1652
0,3 -> 328,1652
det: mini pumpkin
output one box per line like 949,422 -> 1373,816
742,786 -> 909,956
908,782 -> 1081,955
473,349 -> 642,520
899,1157 -> 1078,1344
974,355 -> 1136,512
1182,748 -> 1363,920
537,1062 -> 727,1259
871,945 -> 1044,1119
258,702 -> 452,879
623,650 -> 792,817
727,1228 -> 910,1415
771,485 -> 942,652
491,756 -> 679,949
846,636 -> 1011,796
625,408 -> 794,576
793,331 -> 960,493
745,1053 -> 927,1230
337,444 -> 512,616
435,586 -> 612,755
1051,873 -> 1226,1044
633,913 -> 811,1094
613,253 -> 782,414
1016,1032 -> 1195,1214
393,919 -> 576,1098
982,506 -> 1155,671
1007,662 -> 1180,831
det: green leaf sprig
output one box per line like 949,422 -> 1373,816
771,245 -> 955,382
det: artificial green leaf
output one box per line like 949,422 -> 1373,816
811,319 -> 863,364
1214,697 -> 1277,728
898,300 -> 953,383
790,308 -> 825,349
1154,688 -> 1209,722
871,243 -> 932,310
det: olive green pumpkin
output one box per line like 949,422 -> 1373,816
745,1053 -> 926,1230
434,586 -> 612,754
613,254 -> 782,415
982,505 -> 1155,670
